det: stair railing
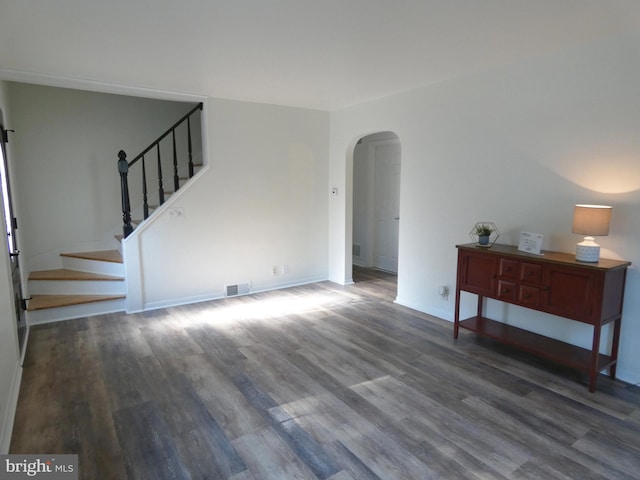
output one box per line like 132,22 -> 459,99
118,102 -> 203,237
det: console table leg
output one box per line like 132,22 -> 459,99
609,317 -> 622,379
454,288 -> 461,339
589,325 -> 602,393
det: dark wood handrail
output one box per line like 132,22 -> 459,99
127,102 -> 203,168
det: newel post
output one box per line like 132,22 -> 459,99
118,150 -> 134,238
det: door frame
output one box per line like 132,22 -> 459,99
0,110 -> 27,359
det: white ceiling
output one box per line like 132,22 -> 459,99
1,0 -> 640,110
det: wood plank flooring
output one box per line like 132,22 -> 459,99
10,267 -> 640,479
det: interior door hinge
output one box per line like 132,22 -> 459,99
11,217 -> 17,229
20,297 -> 30,310
2,129 -> 14,143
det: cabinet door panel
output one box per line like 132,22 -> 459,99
460,252 -> 496,296
543,266 -> 595,321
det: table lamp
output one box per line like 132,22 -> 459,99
571,204 -> 612,262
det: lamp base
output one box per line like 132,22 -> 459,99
575,236 -> 600,263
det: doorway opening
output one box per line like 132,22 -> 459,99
351,132 -> 401,288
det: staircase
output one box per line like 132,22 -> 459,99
25,102 -> 204,325
27,250 -> 126,324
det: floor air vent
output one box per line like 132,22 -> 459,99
225,283 -> 250,297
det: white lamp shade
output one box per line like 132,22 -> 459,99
572,204 -> 612,262
572,205 -> 612,236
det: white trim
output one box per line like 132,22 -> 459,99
0,363 -> 22,454
19,327 -> 29,366
142,276 -> 328,312
394,296 -> 453,322
0,68 -> 206,103
615,367 -> 640,387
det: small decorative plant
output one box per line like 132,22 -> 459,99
470,222 -> 499,246
475,224 -> 494,237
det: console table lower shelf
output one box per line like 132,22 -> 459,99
459,316 -> 616,383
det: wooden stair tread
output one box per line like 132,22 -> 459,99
61,250 -> 123,263
28,294 -> 125,311
29,269 -> 123,281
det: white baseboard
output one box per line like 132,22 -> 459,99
394,296 -> 453,322
141,275 -> 329,312
0,363 -> 22,454
615,366 -> 640,388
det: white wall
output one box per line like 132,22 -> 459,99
125,97 -> 329,310
0,80 -> 21,453
6,83 -> 199,273
329,32 -> 640,385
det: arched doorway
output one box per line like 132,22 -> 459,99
350,132 -> 401,287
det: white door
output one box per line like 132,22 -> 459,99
374,142 -> 401,273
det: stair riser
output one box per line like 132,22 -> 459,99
26,299 -> 126,325
29,280 -> 125,296
61,257 -> 124,277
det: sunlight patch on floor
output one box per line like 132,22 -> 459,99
185,291 -> 346,328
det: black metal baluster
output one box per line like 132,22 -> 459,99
172,130 -> 179,192
188,116 -> 194,178
142,155 -> 149,219
118,150 -> 133,238
157,144 -> 165,205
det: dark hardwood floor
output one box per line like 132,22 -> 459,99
10,266 -> 640,479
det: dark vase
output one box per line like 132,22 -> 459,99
478,235 -> 490,246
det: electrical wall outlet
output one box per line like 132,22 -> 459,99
169,207 -> 185,218
438,285 -> 449,299
272,266 -> 279,276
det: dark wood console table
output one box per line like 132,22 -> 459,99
454,243 -> 630,392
